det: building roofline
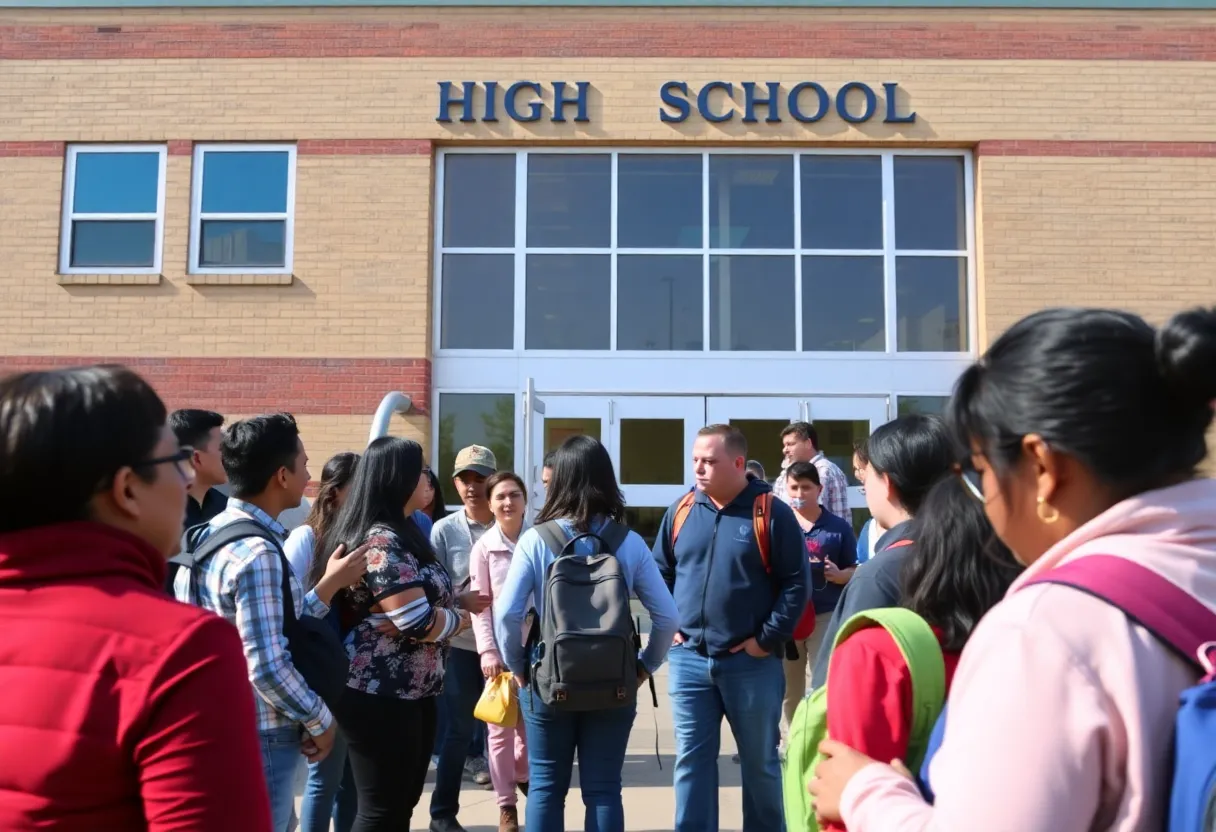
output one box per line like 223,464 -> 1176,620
5,0 -> 1216,8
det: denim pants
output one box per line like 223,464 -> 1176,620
667,645 -> 785,832
259,725 -> 304,832
520,686 -> 636,832
298,726 -> 357,832
433,693 -> 487,759
430,647 -> 484,820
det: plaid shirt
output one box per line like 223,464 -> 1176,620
173,498 -> 332,737
773,452 -> 852,520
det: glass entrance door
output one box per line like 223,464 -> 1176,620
705,396 -> 889,524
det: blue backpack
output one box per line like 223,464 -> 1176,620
918,555 -> 1216,830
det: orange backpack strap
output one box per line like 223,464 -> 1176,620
669,490 -> 697,550
753,492 -> 773,574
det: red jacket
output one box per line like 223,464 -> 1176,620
823,625 -> 961,832
0,522 -> 272,831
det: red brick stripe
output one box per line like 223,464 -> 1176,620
978,140 -> 1216,157
297,139 -> 432,156
0,141 -> 64,157
4,21 -> 1216,61
0,357 -> 432,416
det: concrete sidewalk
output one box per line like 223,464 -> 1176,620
298,660 -> 748,832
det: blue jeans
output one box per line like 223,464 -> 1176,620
433,694 -> 487,760
298,726 -> 357,832
668,645 -> 785,832
430,647 -> 484,820
259,725 -> 304,832
520,686 -> 636,832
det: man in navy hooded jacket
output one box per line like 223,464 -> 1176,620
652,424 -> 808,832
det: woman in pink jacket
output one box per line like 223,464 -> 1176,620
810,305 -> 1216,832
469,471 -> 530,832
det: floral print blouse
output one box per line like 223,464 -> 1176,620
341,523 -> 456,700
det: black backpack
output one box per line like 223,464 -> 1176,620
529,520 -> 640,712
167,519 -> 350,711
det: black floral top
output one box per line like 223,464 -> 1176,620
341,524 -> 455,700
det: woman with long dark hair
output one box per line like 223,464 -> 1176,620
808,414 -> 956,689
815,476 -> 1022,831
811,306 -> 1216,831
493,435 -> 678,832
283,450 -> 361,832
320,436 -> 472,832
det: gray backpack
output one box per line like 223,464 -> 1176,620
530,520 -> 638,712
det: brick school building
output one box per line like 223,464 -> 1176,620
1,0 -> 1212,531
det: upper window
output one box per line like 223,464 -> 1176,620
436,150 -> 972,354
60,145 -> 166,274
190,144 -> 296,273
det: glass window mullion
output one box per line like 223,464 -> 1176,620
610,152 -> 619,351
794,152 -> 803,353
701,152 -> 710,353
881,153 -> 898,354
514,152 -> 528,353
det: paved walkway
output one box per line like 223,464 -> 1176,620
297,660 -> 748,832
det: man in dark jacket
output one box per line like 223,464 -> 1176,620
653,424 -> 808,832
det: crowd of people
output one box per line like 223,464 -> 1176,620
0,303 -> 1214,832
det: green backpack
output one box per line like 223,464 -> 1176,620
782,608 -> 947,832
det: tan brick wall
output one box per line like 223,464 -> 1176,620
0,154 -> 433,358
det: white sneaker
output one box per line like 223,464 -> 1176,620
464,756 -> 491,787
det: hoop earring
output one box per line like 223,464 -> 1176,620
1037,497 -> 1060,525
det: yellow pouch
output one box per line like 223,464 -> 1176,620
473,672 -> 518,728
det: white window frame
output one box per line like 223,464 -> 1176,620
189,143 -> 297,275
433,147 -> 977,360
59,143 -> 167,275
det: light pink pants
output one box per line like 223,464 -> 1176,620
486,720 -> 529,807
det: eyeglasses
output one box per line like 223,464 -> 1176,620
135,446 -> 196,483
955,460 -> 985,503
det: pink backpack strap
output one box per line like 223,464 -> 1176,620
1025,555 -> 1216,671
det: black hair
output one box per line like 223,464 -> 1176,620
0,365 -> 167,533
320,436 -> 435,572
698,423 -> 748,458
902,477 -> 1023,652
303,451 -> 360,588
534,435 -> 625,532
860,414 -> 955,516
168,409 -> 224,451
949,306 -> 1216,500
543,451 -> 557,469
746,459 -> 766,481
785,461 -> 821,486
422,468 -> 450,522
781,421 -> 820,450
221,413 -> 301,498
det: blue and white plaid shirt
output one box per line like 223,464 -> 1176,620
173,498 -> 332,737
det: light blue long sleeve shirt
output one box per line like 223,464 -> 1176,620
492,517 -> 679,679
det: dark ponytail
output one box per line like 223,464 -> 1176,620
949,305 -> 1216,500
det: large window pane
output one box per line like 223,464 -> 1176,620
729,419 -> 787,480
709,156 -> 794,249
894,156 -> 966,251
813,420 -> 871,486
201,151 -> 290,214
443,154 -> 514,247
70,220 -> 156,268
616,255 -> 703,351
897,395 -> 950,417
527,154 -> 610,248
802,256 -> 884,351
896,256 -> 968,351
618,155 -> 702,248
199,220 -> 286,268
619,419 -> 684,484
801,156 -> 882,250
436,393 -> 515,489
441,254 -> 513,349
526,254 -> 610,349
544,417 -> 601,452
73,152 -> 160,214
710,256 -> 795,351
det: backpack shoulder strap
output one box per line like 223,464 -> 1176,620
597,520 -> 630,555
831,607 -> 947,769
1026,555 -> 1216,671
669,490 -> 697,549
752,492 -> 774,574
535,520 -> 570,558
